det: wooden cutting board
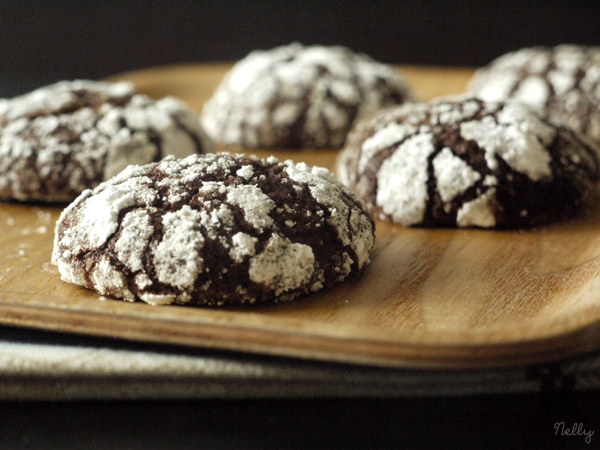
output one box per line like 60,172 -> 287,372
1,63 -> 600,369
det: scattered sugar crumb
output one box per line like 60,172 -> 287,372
36,210 -> 53,223
42,261 -> 59,274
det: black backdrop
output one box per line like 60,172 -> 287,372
1,0 -> 600,96
1,3 -> 600,446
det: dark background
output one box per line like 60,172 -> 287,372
1,2 -> 599,447
1,0 -> 600,97
1,394 -> 598,449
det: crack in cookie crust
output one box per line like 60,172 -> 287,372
201,43 -> 413,149
0,80 -> 213,202
467,45 -> 600,150
52,153 -> 375,305
336,97 -> 599,228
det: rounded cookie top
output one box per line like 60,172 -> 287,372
336,96 -> 599,228
467,45 -> 600,148
200,42 -> 413,149
0,79 -> 213,202
52,152 -> 375,306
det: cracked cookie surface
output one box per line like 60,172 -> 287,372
0,80 -> 213,202
336,96 -> 599,228
52,153 -> 375,305
201,42 -> 413,149
467,45 -> 600,150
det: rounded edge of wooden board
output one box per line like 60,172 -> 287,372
1,290 -> 600,370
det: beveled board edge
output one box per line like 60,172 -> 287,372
2,291 -> 600,369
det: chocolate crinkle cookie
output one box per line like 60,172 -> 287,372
336,96 -> 599,228
200,42 -> 413,149
52,153 -> 375,305
467,45 -> 600,149
0,80 -> 213,202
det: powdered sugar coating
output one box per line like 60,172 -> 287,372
52,153 -> 375,305
432,147 -> 481,202
468,45 -> 600,149
456,188 -> 497,228
0,80 -> 213,202
201,42 -> 413,149
459,102 -> 555,181
336,96 -> 599,228
153,206 -> 206,291
226,185 -> 275,232
114,209 -> 153,273
375,133 -> 435,226
248,234 -> 315,296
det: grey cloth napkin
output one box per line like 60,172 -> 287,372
1,326 -> 599,400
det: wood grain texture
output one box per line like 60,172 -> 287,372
2,64 -> 600,369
